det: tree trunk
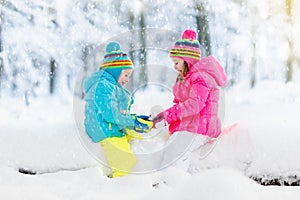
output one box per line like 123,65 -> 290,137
195,2 -> 212,56
285,0 -> 294,82
286,40 -> 293,83
126,0 -> 148,92
139,9 -> 147,87
0,5 -> 3,97
250,41 -> 257,88
49,58 -> 56,94
127,9 -> 135,91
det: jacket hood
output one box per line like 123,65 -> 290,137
83,70 -> 118,95
83,70 -> 102,94
188,55 -> 227,87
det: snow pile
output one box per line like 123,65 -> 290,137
1,80 -> 300,199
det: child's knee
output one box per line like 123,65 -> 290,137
100,137 -> 137,177
111,153 -> 136,178
127,151 -> 137,169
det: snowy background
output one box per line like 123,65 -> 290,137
1,0 -> 300,199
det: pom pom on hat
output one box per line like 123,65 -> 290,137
182,29 -> 197,40
101,42 -> 133,80
106,42 -> 121,52
169,29 -> 201,65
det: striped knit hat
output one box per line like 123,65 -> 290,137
169,29 -> 201,66
101,42 -> 133,81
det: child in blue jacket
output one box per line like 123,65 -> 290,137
83,42 -> 152,178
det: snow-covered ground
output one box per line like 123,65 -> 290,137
1,80 -> 300,199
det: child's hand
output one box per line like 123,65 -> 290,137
152,112 -> 166,128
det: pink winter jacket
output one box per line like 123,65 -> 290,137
163,55 -> 227,138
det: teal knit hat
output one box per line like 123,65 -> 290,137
101,42 -> 134,81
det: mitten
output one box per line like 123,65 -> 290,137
133,115 -> 153,133
152,112 -> 166,128
136,115 -> 150,120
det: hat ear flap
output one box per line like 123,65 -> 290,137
104,68 -> 123,81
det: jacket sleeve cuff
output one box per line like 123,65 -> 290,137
164,104 -> 181,124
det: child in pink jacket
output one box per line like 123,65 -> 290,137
153,29 -> 227,171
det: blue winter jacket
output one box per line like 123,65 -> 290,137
83,69 -> 135,143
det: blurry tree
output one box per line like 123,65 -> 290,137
1,0 -> 60,104
250,38 -> 257,88
127,4 -> 135,91
232,0 -> 258,88
2,0 -> 299,104
285,0 -> 294,82
0,1 -> 3,97
248,4 -> 259,88
1,0 -> 121,103
49,58 -> 56,94
138,5 -> 147,88
195,1 -> 211,56
127,0 -> 147,91
208,0 -> 247,88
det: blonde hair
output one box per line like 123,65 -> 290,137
176,61 -> 189,82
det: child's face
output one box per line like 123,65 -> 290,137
118,68 -> 133,86
172,58 -> 185,74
